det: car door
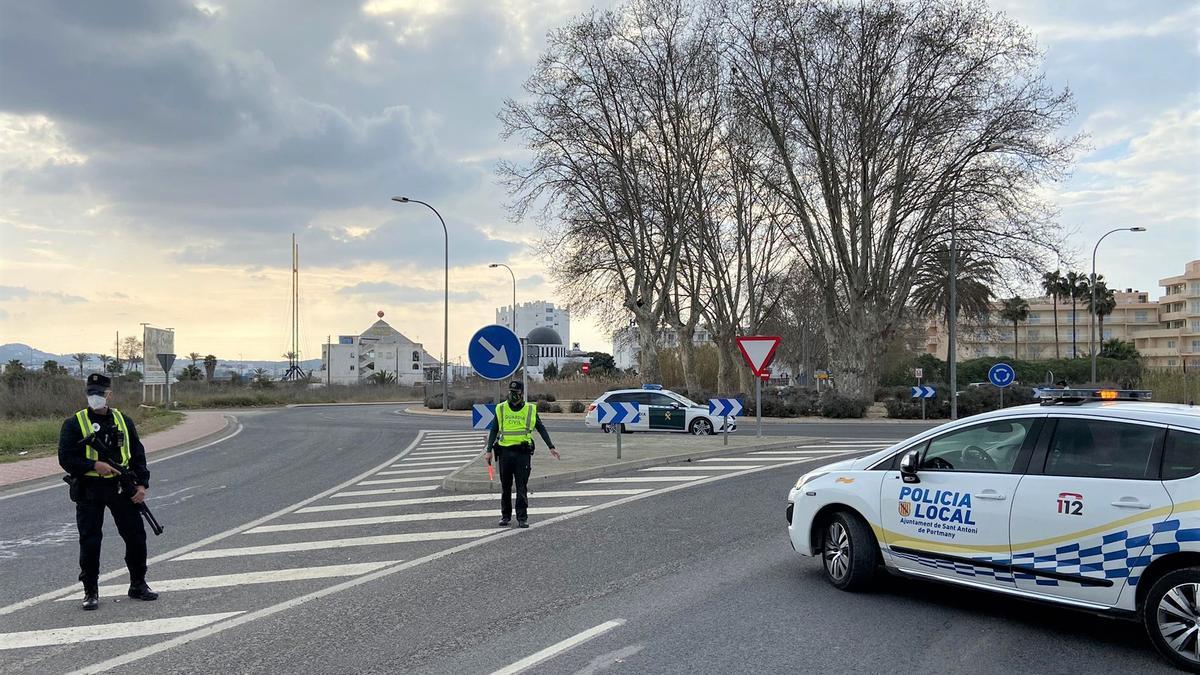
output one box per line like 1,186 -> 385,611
1009,416 -> 1169,607
620,392 -> 652,431
646,393 -> 687,432
880,416 -> 1040,589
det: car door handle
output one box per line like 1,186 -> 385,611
974,490 -> 1006,501
1111,498 -> 1151,509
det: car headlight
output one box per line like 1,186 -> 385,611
794,470 -> 829,490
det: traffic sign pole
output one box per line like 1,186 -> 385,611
919,376 -> 925,421
755,376 -> 762,438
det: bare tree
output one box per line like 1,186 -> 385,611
122,336 -> 143,373
727,0 -> 1077,398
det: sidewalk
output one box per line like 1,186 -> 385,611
443,431 -> 824,493
0,411 -> 234,489
403,405 -> 931,425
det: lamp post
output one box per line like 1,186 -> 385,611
1091,227 -> 1145,384
393,196 -> 449,411
489,262 -> 523,391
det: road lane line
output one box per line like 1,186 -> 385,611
369,467 -> 459,476
639,465 -> 761,471
698,457 -> 816,463
245,507 -> 586,534
69,455 -> 856,674
577,476 -> 701,484
752,450 -> 864,455
792,444 -> 881,449
0,431 -> 430,617
0,612 -> 244,650
490,619 -> 626,675
407,451 -> 480,457
382,461 -> 464,470
175,530 -> 497,560
298,489 -> 651,513
60,562 -> 399,600
356,477 -> 452,486
333,485 -> 446,498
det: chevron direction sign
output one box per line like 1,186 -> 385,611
597,401 -> 641,425
708,398 -> 743,417
911,385 -> 936,399
471,403 -> 497,430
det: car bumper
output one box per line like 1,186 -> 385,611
787,487 -> 818,556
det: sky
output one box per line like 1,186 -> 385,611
0,0 -> 1197,363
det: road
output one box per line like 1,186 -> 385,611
0,406 -> 1172,673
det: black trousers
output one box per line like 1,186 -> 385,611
497,447 -> 532,520
75,479 -> 146,585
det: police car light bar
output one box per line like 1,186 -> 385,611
642,384 -> 663,391
1036,388 -> 1152,405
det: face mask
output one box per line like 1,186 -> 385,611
509,393 -> 522,405
87,395 -> 108,410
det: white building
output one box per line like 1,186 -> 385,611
320,313 -> 439,386
496,301 -> 570,349
613,324 -> 713,371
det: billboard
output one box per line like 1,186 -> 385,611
143,327 -> 175,386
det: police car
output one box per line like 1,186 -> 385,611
584,385 -> 737,435
786,389 -> 1200,671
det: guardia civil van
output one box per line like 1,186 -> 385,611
786,389 -> 1200,671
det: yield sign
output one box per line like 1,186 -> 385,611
736,336 -> 781,377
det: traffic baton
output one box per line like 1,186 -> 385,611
487,463 -> 494,481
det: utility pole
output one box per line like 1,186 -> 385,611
327,335 -> 331,386
949,204 -> 958,420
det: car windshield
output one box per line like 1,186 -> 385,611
671,393 -> 702,407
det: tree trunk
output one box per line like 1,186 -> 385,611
677,322 -> 700,398
713,333 -> 736,395
825,307 -> 885,401
635,315 -> 661,383
1071,295 -> 1078,358
1013,321 -> 1019,360
1052,295 -> 1060,358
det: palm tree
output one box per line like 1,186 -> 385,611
188,352 -> 202,368
1084,279 -> 1118,354
910,245 -> 999,326
203,354 -> 218,383
999,297 -> 1031,359
1064,271 -> 1088,357
72,353 -> 91,377
98,354 -> 112,372
1041,271 -> 1064,358
5,358 -> 24,374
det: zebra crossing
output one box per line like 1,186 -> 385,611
0,432 -> 885,664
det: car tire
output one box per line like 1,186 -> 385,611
601,423 -> 629,434
689,418 -> 714,436
1143,567 -> 1200,672
820,511 -> 878,592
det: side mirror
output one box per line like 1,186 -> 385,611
899,449 -> 921,484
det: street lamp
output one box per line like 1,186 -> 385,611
1091,226 -> 1146,384
392,196 -> 449,411
489,262 -> 523,391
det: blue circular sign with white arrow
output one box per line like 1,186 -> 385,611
988,362 -> 1016,389
468,324 -> 522,381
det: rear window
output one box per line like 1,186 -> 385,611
1163,430 -> 1200,480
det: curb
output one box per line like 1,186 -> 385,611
401,406 -> 935,425
287,401 -> 422,408
441,436 -> 824,494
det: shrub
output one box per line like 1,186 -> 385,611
569,400 -> 586,413
531,392 -> 557,402
449,397 -> 477,411
425,393 -> 446,409
820,392 -> 869,418
539,402 -> 563,413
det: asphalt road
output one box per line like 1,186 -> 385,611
0,406 -> 1173,673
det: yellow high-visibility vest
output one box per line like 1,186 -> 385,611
495,401 -> 538,447
75,408 -> 132,478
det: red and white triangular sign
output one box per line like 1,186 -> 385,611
736,336 -> 781,377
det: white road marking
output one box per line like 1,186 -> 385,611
369,467 -> 457,476
490,619 -> 626,675
334,485 -> 443,498
0,612 -> 244,650
700,456 -> 829,463
60,562 -> 399,600
407,451 -> 479,458
382,461 -> 464,470
577,476 -> 701,484
752,449 -> 864,455
70,456 -> 834,674
355,477 -> 451,487
245,507 -> 586,534
175,529 -> 497,560
792,444 -> 880,449
639,465 -> 761,471
298,489 -> 650,513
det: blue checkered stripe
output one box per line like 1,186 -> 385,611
888,519 -> 1200,587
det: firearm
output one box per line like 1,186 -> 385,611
79,432 -> 165,536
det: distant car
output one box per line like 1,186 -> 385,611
584,386 -> 737,436
786,388 -> 1200,671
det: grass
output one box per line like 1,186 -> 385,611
0,408 -> 183,464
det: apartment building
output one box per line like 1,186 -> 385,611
925,259 -> 1199,370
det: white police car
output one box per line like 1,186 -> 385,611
786,389 -> 1200,671
584,385 -> 736,435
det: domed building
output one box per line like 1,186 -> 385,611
524,326 -> 589,380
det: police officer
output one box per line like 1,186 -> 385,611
484,381 -> 561,528
58,374 -> 157,610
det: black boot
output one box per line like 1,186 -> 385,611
81,582 -> 99,611
517,519 -> 529,529
497,518 -> 511,527
128,581 -> 158,601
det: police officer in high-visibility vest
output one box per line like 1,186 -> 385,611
58,373 -> 157,610
484,381 -> 560,528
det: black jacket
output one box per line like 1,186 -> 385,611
58,408 -> 150,487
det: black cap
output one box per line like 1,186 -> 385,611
508,380 -> 524,392
86,373 -> 112,395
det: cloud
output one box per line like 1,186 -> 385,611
336,281 -> 482,303
0,285 -> 86,304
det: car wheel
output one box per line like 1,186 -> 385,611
601,423 -> 618,434
689,418 -> 714,436
820,512 -> 878,592
1144,567 -> 1200,672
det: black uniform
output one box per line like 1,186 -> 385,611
485,403 -> 555,522
58,408 -> 150,586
